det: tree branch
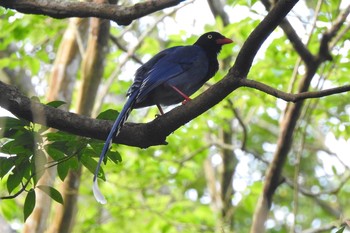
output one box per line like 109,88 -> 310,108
260,0 -> 315,65
5,74 -> 348,150
229,0 -> 299,78
318,3 -> 350,62
7,0 -> 344,151
240,79 -> 350,102
0,0 -> 183,25
250,3 -> 350,232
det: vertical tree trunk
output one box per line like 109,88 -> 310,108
47,5 -> 110,232
204,127 -> 237,232
220,129 -> 236,230
250,64 -> 321,233
22,17 -> 86,233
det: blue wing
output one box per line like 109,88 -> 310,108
127,46 -> 182,98
128,45 -> 209,106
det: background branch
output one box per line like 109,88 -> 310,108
260,0 -> 315,65
240,79 -> 350,102
250,2 -> 350,232
0,0 -> 183,25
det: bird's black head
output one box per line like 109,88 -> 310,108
194,32 -> 233,55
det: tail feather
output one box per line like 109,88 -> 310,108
92,92 -> 138,204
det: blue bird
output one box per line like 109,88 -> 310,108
93,32 -> 233,204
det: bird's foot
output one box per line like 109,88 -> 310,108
156,104 -> 165,116
182,97 -> 191,105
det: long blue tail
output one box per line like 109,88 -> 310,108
93,91 -> 138,204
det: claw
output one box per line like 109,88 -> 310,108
182,98 -> 191,105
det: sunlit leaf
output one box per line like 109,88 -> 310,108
37,185 -> 64,204
96,109 -> 119,121
46,100 -> 67,108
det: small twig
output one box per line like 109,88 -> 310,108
226,99 -> 248,150
0,178 -> 32,200
301,223 -> 337,233
109,35 -> 143,65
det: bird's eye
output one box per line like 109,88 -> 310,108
207,34 -> 212,39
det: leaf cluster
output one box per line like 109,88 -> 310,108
0,107 -> 122,221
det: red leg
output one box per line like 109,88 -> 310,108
170,85 -> 191,104
156,104 -> 164,115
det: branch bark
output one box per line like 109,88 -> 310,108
0,0 -> 182,25
1,76 -> 350,149
2,0 -> 348,151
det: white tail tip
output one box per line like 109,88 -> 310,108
93,179 -> 107,204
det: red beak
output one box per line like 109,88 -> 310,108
216,37 -> 233,45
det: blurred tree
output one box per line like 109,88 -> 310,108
0,0 -> 350,233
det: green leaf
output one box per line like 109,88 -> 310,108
24,189 -> 36,222
0,156 -> 16,178
46,131 -> 77,142
108,151 -> 122,164
96,109 -> 119,121
46,145 -> 66,161
7,173 -> 22,194
335,226 -> 345,233
46,100 -> 67,108
5,157 -> 30,194
88,142 -> 104,156
0,116 -> 28,130
87,141 -> 122,164
81,154 -> 105,181
57,161 -> 70,181
37,185 -> 64,204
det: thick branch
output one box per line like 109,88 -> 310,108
0,0 -> 307,150
260,0 -> 315,65
0,0 -> 183,25
230,0 -> 299,77
4,74 -> 348,150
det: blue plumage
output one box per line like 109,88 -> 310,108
93,32 -> 233,204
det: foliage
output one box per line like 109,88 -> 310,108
0,108 -> 121,221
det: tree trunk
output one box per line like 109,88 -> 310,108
47,6 -> 110,232
204,127 -> 237,232
22,17 -> 86,233
220,128 -> 236,230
